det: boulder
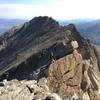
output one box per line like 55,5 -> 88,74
82,92 -> 90,100
44,93 -> 62,100
71,41 -> 79,49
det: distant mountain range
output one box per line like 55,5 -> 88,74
60,19 -> 100,45
0,19 -> 26,33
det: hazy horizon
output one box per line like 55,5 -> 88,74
0,0 -> 100,20
0,17 -> 99,21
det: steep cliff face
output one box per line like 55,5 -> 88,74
0,16 -> 100,100
47,50 -> 83,95
47,49 -> 100,100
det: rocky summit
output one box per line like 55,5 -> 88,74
0,16 -> 100,100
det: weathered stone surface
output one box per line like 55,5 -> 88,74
93,45 -> 100,71
0,78 -> 65,100
0,79 -> 33,100
47,50 -> 83,95
81,59 -> 100,100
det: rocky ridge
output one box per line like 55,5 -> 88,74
0,16 -> 100,100
0,46 -> 100,100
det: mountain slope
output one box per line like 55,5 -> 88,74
76,20 -> 100,45
60,19 -> 100,45
0,16 -> 84,79
0,16 -> 98,79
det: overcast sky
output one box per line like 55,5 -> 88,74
0,0 -> 100,20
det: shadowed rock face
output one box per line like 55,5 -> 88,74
0,16 -> 98,82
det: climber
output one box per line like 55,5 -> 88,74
50,52 -> 55,63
